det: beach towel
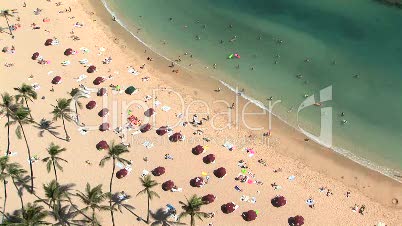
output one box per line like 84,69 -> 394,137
143,141 -> 154,149
61,60 -> 70,66
234,185 -> 242,192
288,175 -> 296,181
76,74 -> 87,82
128,67 -> 139,75
79,59 -> 88,64
171,187 -> 182,192
249,197 -> 256,204
224,141 -> 235,151
116,162 -> 124,169
141,170 -> 149,177
32,83 -> 40,90
162,106 -> 171,112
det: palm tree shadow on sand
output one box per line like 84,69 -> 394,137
150,208 -> 186,226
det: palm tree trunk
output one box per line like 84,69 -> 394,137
24,98 -> 33,119
12,178 -> 24,211
61,116 -> 70,141
147,193 -> 150,224
6,114 -> 10,156
1,180 -> 7,223
191,214 -> 195,226
52,160 -> 58,183
4,15 -> 13,37
110,157 -> 116,226
19,123 -> 34,193
91,207 -> 96,226
75,101 -> 79,123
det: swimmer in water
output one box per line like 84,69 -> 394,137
341,112 -> 345,117
296,74 -> 303,79
267,96 -> 273,101
353,74 -> 360,79
342,119 -> 348,124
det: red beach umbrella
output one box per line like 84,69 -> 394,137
144,108 -> 154,117
214,167 -> 226,178
86,100 -> 96,110
290,215 -> 304,226
87,65 -> 96,73
52,76 -> 62,84
271,195 -> 287,207
221,202 -> 236,214
116,168 -> 128,179
156,126 -> 167,136
98,108 -> 109,117
140,123 -> 151,133
162,180 -> 174,191
64,48 -> 73,56
93,77 -> 105,85
190,177 -> 204,187
192,145 -> 204,155
44,39 -> 53,46
152,166 -> 165,176
96,140 -> 109,151
169,132 -> 182,142
242,210 -> 257,221
32,52 -> 40,60
203,154 -> 215,164
99,123 -> 110,132
202,194 -> 216,204
97,88 -> 107,96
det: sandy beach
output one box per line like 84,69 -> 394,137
0,0 -> 401,225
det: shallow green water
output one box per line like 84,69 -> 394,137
102,0 -> 402,177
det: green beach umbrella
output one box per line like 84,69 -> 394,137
125,86 -> 136,95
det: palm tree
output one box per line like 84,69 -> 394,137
51,98 -> 73,141
42,143 -> 68,182
0,93 -> 17,156
137,175 -> 160,224
75,183 -> 111,226
68,88 -> 86,124
178,195 -> 207,226
41,180 -> 74,211
0,9 -> 17,38
7,106 -> 35,192
0,156 -> 12,223
49,203 -> 82,226
99,142 -> 130,226
6,163 -> 28,211
14,84 -> 37,119
110,192 -> 136,216
150,208 -> 186,226
2,202 -> 50,225
33,118 -> 64,140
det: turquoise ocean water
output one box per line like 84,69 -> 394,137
100,0 -> 402,179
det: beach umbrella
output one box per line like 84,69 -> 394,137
44,39 -> 53,46
271,195 -> 287,207
214,167 -> 226,178
156,126 -> 167,136
242,210 -> 257,221
169,132 -> 182,142
289,215 -> 304,226
93,77 -> 105,85
125,86 -> 136,95
190,177 -> 204,187
152,166 -> 165,176
98,108 -> 109,117
140,123 -> 151,133
202,194 -> 216,204
32,52 -> 40,60
192,145 -> 204,155
52,76 -> 62,84
64,48 -> 73,56
99,123 -> 110,131
96,140 -> 109,151
116,168 -> 128,179
97,88 -> 107,96
87,65 -> 96,73
86,100 -> 96,110
162,180 -> 174,191
144,108 -> 154,117
203,154 -> 215,164
221,202 -> 236,214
